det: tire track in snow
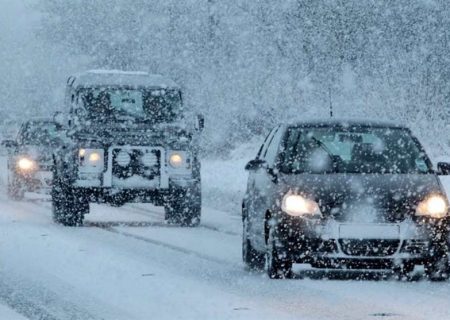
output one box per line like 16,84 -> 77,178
95,224 -> 236,267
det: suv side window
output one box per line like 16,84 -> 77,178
264,126 -> 284,167
16,124 -> 26,145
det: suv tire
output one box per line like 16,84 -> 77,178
51,176 -> 89,226
165,185 -> 201,227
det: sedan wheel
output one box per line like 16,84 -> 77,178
265,224 -> 293,279
425,253 -> 450,281
242,217 -> 265,270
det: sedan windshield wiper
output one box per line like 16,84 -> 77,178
310,137 -> 341,173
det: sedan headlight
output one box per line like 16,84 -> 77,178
416,195 -> 448,218
16,157 -> 37,172
282,194 -> 321,217
168,151 -> 190,169
79,148 -> 104,171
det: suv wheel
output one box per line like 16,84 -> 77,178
164,185 -> 201,227
266,224 -> 293,279
425,251 -> 450,281
242,216 -> 265,270
51,176 -> 89,226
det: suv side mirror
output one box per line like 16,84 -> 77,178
437,162 -> 450,175
53,111 -> 67,128
1,139 -> 17,149
196,114 -> 205,132
245,159 -> 266,171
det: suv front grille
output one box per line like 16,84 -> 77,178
339,239 -> 400,257
112,148 -> 161,180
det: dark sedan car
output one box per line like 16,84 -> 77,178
2,119 -> 62,200
242,120 -> 450,280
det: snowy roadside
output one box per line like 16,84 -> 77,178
0,303 -> 27,320
201,139 -> 260,215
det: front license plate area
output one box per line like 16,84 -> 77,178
339,224 -> 400,240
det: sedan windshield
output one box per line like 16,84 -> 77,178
78,87 -> 182,123
280,126 -> 432,174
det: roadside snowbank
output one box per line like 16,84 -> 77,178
0,303 -> 27,320
202,138 -> 261,214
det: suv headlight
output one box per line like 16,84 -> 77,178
282,194 -> 321,217
79,148 -> 104,171
416,195 -> 448,218
16,156 -> 37,172
168,151 -> 190,169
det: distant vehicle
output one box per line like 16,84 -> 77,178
2,118 -> 62,200
0,119 -> 20,140
52,70 -> 204,226
242,120 -> 450,280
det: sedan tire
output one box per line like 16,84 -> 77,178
266,224 -> 293,279
242,216 -> 265,270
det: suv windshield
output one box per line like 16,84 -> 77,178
21,121 -> 60,146
77,87 -> 182,123
280,126 -> 432,174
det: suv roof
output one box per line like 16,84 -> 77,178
68,70 -> 180,90
288,118 -> 408,130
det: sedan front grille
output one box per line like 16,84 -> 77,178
339,239 -> 400,257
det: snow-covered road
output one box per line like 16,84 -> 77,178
0,152 -> 450,319
1,195 -> 450,320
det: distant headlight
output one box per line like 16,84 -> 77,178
17,157 -> 37,171
416,195 -> 448,218
282,194 -> 321,217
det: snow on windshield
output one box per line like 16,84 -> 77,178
78,88 -> 182,123
281,126 -> 431,174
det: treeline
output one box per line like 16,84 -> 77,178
20,0 -> 450,153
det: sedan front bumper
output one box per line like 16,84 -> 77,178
275,213 -> 449,268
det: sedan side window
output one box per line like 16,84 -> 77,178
257,127 -> 277,159
264,127 -> 284,167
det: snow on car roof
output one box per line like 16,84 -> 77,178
288,118 -> 408,129
69,70 -> 181,90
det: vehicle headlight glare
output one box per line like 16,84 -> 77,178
169,153 -> 184,168
282,194 -> 321,217
79,148 -> 104,169
416,195 -> 448,218
17,157 -> 36,171
88,152 -> 101,163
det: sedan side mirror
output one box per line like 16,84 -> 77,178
1,139 -> 17,149
245,159 -> 266,171
437,162 -> 450,175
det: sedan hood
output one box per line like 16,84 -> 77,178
279,173 -> 444,222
